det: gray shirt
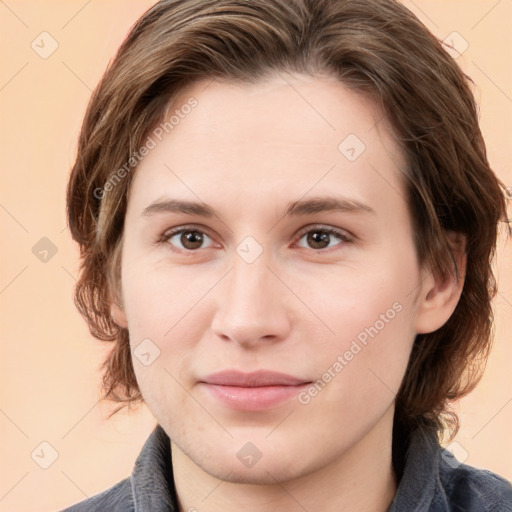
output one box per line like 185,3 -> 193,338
62,424 -> 512,511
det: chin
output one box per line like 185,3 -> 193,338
200,457 -> 302,485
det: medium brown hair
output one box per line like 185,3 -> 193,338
67,0 -> 508,440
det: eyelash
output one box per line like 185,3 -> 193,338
157,224 -> 353,254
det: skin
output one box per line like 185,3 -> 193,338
111,73 -> 465,512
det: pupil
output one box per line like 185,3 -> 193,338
308,231 -> 329,249
183,231 -> 203,249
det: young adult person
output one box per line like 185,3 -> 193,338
62,0 -> 512,510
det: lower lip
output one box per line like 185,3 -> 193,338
200,383 -> 310,411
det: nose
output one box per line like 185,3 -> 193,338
210,254 -> 293,348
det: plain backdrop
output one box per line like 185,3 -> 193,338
0,1 -> 511,510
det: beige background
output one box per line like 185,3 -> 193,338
0,1 -> 511,510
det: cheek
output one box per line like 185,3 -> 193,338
293,296 -> 416,453
299,256 -> 417,347
297,255 -> 418,407
119,258 -> 204,411
120,252 -> 213,339
333,305 -> 414,397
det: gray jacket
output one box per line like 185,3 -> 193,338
62,424 -> 512,511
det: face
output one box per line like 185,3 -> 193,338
113,74 -> 439,484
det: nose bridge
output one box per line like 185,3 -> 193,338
235,253 -> 272,302
211,248 -> 291,346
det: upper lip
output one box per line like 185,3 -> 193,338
201,370 -> 310,387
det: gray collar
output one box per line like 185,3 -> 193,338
130,424 -> 178,511
386,425 -> 441,511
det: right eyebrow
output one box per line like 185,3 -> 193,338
142,199 -> 215,217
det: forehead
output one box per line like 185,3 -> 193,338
128,74 -> 408,219
159,74 -> 394,159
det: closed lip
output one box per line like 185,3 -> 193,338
200,370 -> 310,387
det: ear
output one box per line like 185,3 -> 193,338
111,301 -> 128,329
415,232 -> 467,334
107,252 -> 128,328
109,281 -> 128,329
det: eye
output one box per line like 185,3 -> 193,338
159,224 -> 353,253
160,226 -> 215,252
294,225 -> 352,251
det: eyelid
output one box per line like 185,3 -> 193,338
161,223 -> 212,239
294,223 -> 354,243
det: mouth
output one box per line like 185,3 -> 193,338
198,370 -> 312,411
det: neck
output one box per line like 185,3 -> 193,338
171,408 -> 398,512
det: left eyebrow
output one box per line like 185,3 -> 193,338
283,196 -> 376,217
141,195 -> 376,218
